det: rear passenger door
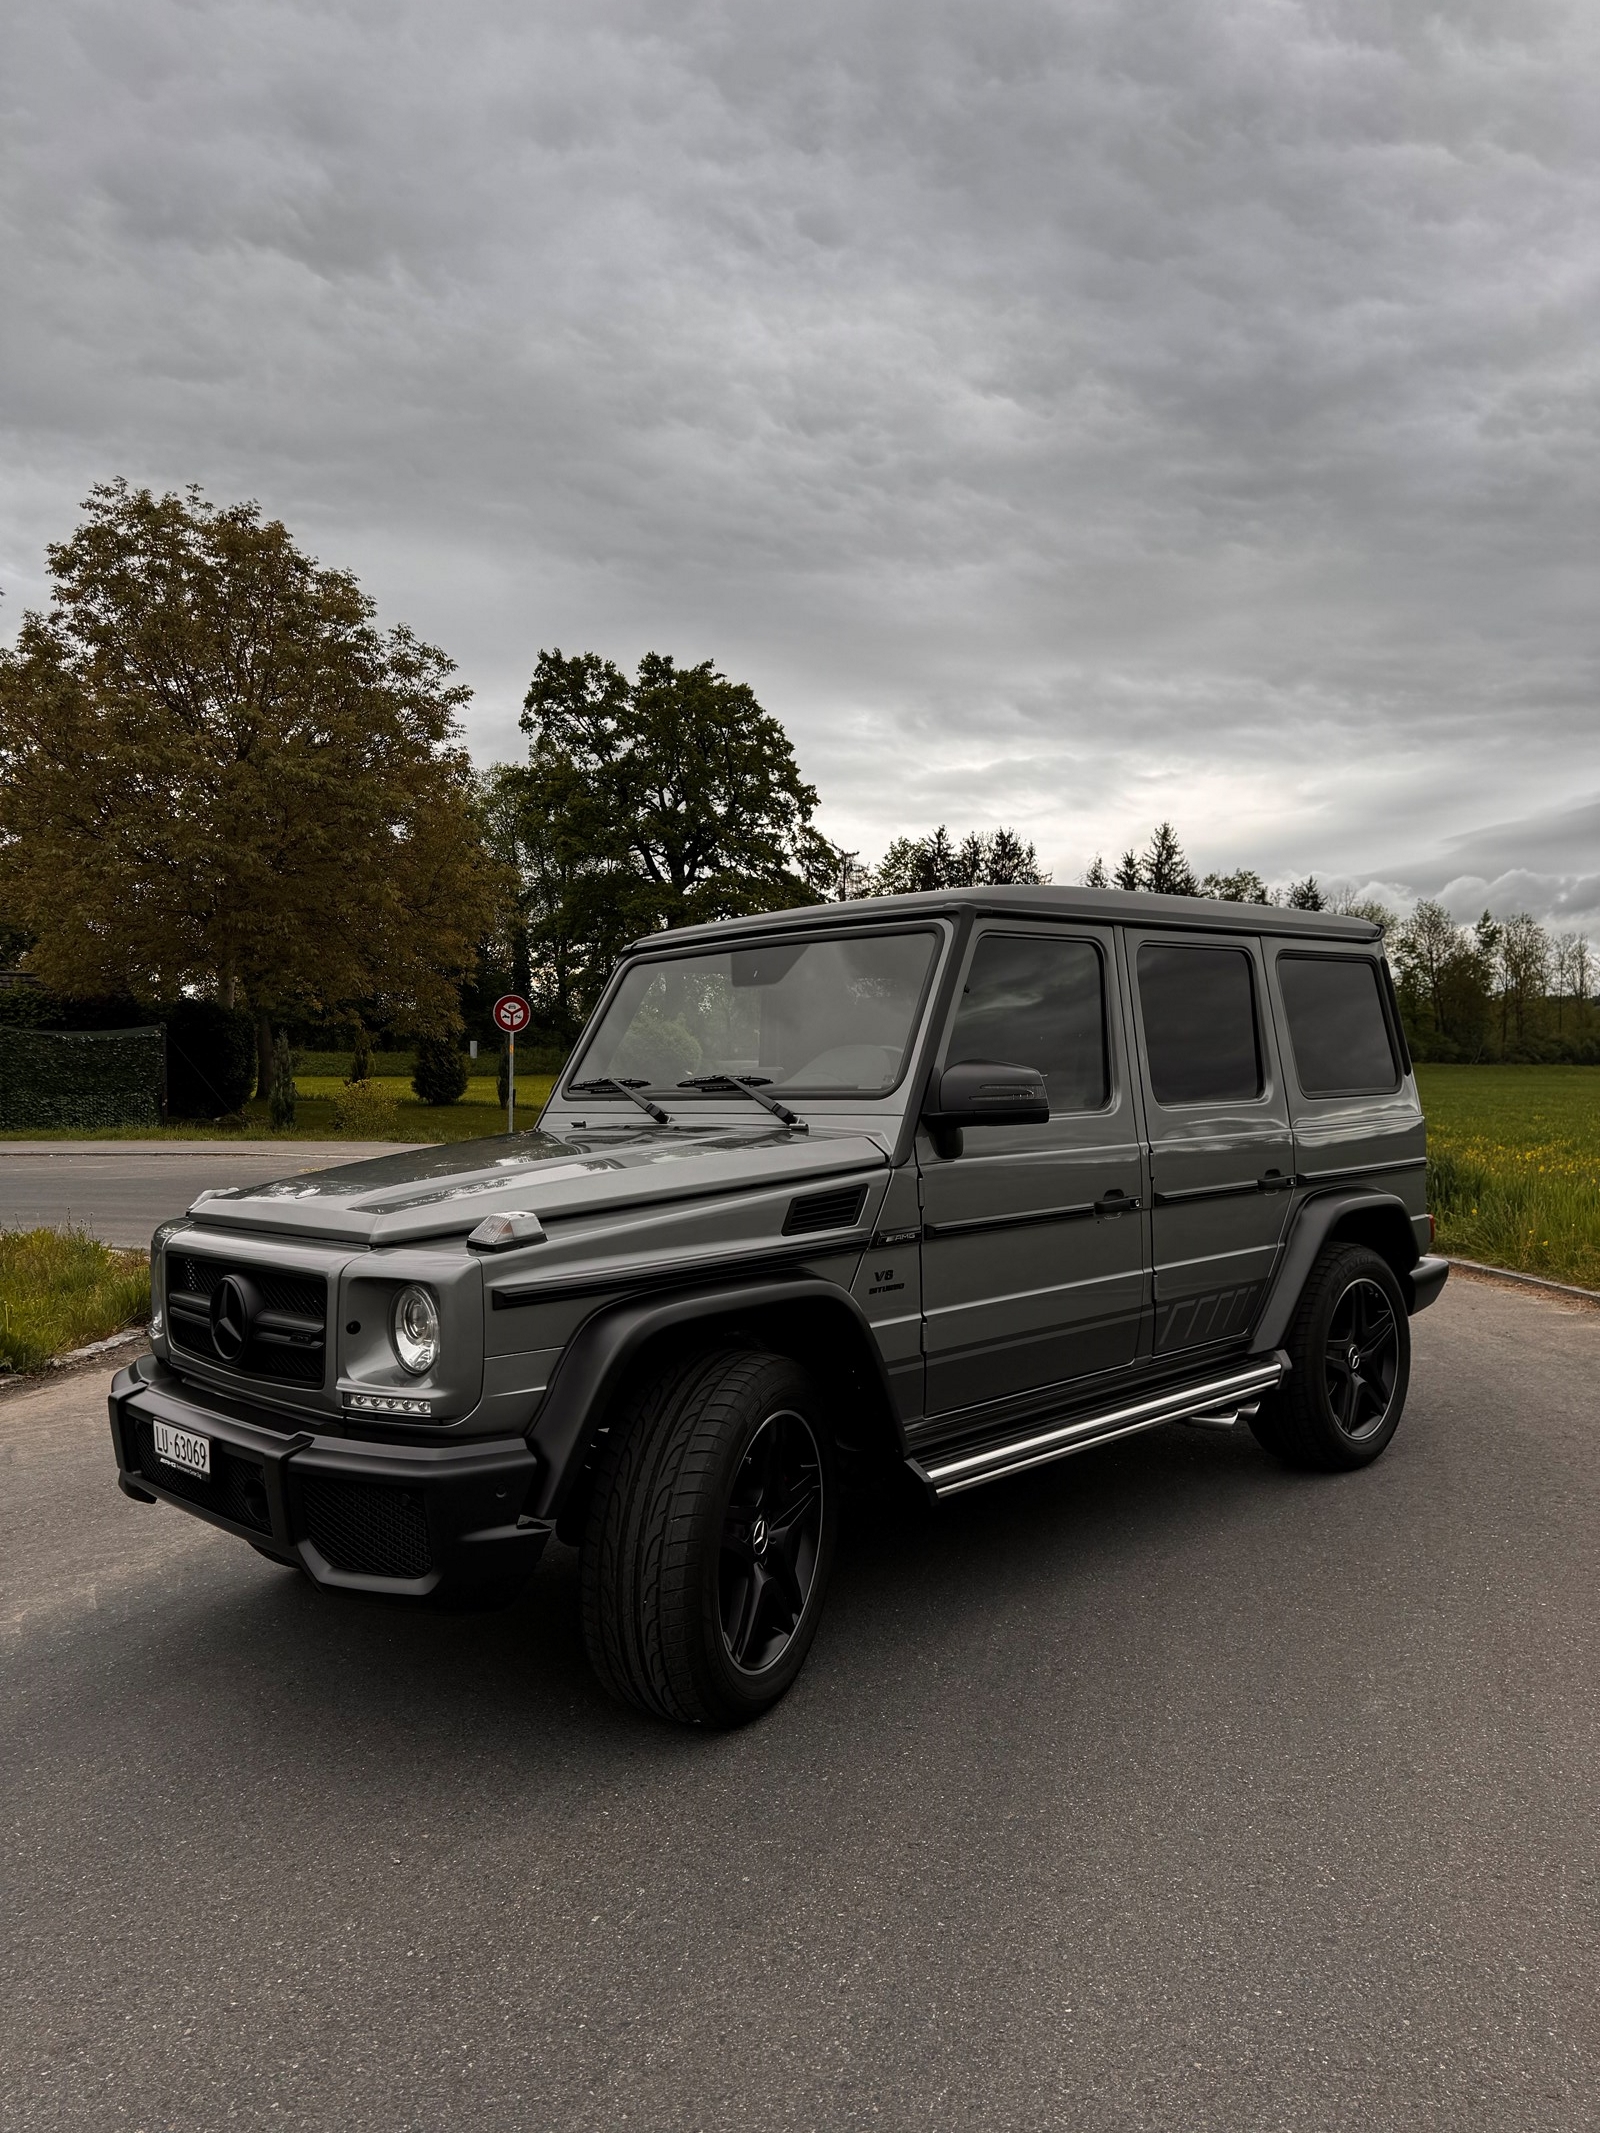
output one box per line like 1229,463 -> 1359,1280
1127,930 -> 1295,1356
919,923 -> 1147,1415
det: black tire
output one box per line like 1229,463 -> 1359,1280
1249,1242 -> 1411,1471
580,1347 -> 838,1727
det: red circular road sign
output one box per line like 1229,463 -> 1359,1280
492,994 -> 531,1035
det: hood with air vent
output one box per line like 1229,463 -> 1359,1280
179,1123 -> 891,1248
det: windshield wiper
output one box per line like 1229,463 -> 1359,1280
678,1074 -> 807,1132
568,1077 -> 673,1125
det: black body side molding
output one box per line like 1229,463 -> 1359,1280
525,1274 -> 899,1522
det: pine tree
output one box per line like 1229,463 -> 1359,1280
1286,876 -> 1325,911
1140,823 -> 1198,896
1082,855 -> 1109,888
982,828 -> 1047,885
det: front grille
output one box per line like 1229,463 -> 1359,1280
167,1255 -> 327,1386
128,1416 -> 272,1533
298,1477 -> 432,1580
783,1184 -> 869,1237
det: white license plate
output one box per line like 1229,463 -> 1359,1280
153,1420 -> 211,1477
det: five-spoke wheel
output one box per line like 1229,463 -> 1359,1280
1321,1277 -> 1401,1442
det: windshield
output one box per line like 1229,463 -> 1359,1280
570,930 -> 940,1098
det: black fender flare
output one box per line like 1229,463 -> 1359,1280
525,1274 -> 900,1522
1249,1188 -> 1426,1356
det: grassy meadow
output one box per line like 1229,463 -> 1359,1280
1417,1065 -> 1600,1289
0,1226 -> 151,1375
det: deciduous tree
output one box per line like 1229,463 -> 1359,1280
0,483 -> 501,1094
496,650 -> 838,1035
1199,867 -> 1274,905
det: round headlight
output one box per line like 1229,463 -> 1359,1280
391,1285 -> 440,1376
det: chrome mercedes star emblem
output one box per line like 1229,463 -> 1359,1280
751,1515 -> 769,1557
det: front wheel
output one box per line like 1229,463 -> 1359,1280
580,1348 -> 838,1726
1249,1243 -> 1411,1471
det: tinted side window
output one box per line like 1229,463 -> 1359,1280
946,935 -> 1108,1111
1278,956 -> 1398,1095
1137,944 -> 1262,1105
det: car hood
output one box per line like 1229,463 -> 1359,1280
182,1124 -> 893,1248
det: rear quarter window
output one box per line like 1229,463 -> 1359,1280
1277,955 -> 1399,1096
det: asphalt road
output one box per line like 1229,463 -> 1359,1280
0,1141 -> 421,1247
2,1275 -> 1596,2133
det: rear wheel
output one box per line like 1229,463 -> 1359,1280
1249,1243 -> 1410,1471
580,1348 -> 838,1727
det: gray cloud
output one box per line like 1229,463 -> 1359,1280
3,0 -> 1597,914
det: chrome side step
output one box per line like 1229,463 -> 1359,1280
914,1358 -> 1287,1498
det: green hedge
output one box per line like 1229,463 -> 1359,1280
0,1025 -> 165,1131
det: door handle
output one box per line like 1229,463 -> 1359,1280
1094,1187 -> 1139,1215
1258,1168 -> 1294,1191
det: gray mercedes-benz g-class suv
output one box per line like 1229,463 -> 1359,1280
110,886 -> 1447,1727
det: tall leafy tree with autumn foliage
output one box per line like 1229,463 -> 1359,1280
0,483 -> 501,1092
486,649 -> 839,1035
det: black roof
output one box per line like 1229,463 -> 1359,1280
629,884 -> 1382,952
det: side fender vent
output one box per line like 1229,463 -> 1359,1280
783,1184 -> 870,1237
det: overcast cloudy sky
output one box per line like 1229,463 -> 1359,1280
3,0 -> 1597,922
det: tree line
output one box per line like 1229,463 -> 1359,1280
1081,822 -> 1597,1065
1,485 -> 1592,1103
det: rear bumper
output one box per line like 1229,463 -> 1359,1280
109,1357 -> 552,1598
1407,1254 -> 1450,1315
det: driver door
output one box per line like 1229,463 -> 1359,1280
918,924 -> 1148,1416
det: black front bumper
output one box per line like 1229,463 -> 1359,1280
109,1356 -> 552,1598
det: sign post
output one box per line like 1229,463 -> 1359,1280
491,995 -> 532,1134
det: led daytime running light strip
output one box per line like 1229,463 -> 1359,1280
344,1392 -> 433,1416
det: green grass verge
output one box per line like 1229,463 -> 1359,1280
1417,1065 -> 1600,1289
0,1226 -> 150,1375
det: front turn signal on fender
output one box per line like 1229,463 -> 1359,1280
467,1211 -> 547,1251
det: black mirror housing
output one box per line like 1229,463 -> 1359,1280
924,1060 -> 1050,1128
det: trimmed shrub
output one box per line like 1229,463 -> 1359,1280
0,1025 -> 164,1130
412,1034 -> 468,1106
331,1079 -> 403,1137
165,1001 -> 256,1118
347,1026 -> 375,1082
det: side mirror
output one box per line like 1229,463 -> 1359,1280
922,1060 -> 1049,1156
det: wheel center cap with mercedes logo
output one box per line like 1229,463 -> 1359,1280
210,1274 -> 253,1361
751,1515 -> 770,1558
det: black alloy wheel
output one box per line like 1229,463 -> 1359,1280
1248,1240 -> 1411,1471
1322,1277 -> 1401,1442
581,1347 -> 839,1726
718,1409 -> 825,1674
